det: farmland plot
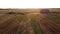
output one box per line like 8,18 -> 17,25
0,12 -> 60,34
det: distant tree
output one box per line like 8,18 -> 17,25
6,12 -> 25,15
40,9 -> 50,14
6,12 -> 16,14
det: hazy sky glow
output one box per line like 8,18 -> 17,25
0,0 -> 60,8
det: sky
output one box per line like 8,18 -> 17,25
0,0 -> 60,8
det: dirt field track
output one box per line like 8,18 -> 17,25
0,12 -> 60,34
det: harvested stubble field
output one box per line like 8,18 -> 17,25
0,10 -> 60,34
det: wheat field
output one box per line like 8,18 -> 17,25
0,9 -> 60,34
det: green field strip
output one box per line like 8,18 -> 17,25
30,16 -> 43,34
12,15 -> 28,34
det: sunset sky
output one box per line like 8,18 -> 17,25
0,0 -> 60,8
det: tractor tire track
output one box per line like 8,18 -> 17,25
38,14 -> 60,34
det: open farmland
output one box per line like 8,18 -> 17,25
0,9 -> 60,34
